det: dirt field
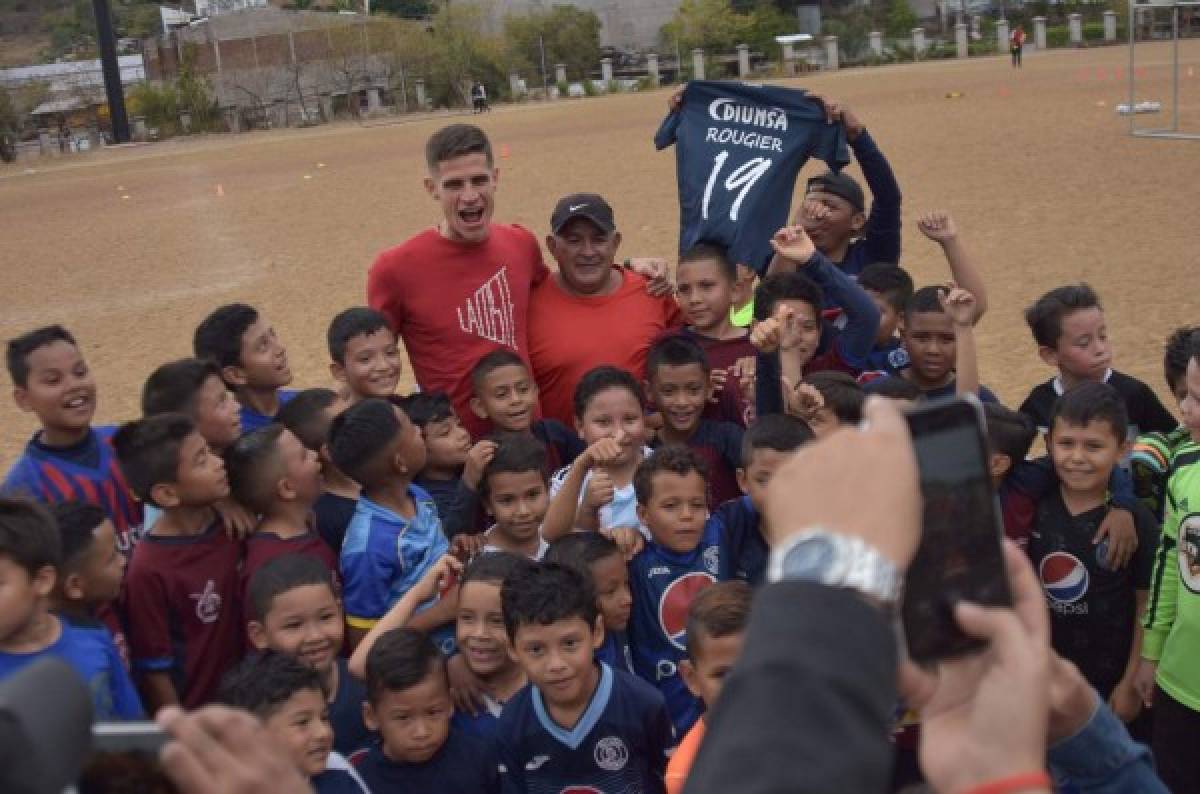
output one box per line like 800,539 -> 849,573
1,41 -> 1198,467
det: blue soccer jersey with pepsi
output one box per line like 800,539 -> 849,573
655,80 -> 850,274
496,662 -> 674,794
627,519 -> 735,733
3,426 -> 143,553
339,486 -> 453,651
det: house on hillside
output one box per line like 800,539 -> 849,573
144,6 -> 410,129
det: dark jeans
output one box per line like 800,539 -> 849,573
1011,45 -> 1023,67
1152,685 -> 1200,794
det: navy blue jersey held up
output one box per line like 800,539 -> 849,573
496,662 -> 674,794
654,80 -> 850,274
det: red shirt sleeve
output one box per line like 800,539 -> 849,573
367,248 -> 406,331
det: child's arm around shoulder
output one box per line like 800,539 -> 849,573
347,554 -> 461,679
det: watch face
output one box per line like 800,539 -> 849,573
783,536 -> 835,578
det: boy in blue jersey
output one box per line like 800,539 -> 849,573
627,446 -> 734,733
327,398 -> 454,652
49,501 -> 128,667
4,325 -> 143,553
357,627 -> 501,793
218,652 -> 369,794
644,335 -> 744,508
498,561 -> 674,793
545,532 -> 635,674
856,263 -> 914,374
0,497 -> 142,719
470,349 -> 585,471
327,307 -> 402,404
723,414 -> 814,585
246,554 -> 372,758
277,388 -> 359,554
193,303 -> 296,433
399,391 -> 486,538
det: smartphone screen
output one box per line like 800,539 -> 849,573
902,396 -> 1012,664
79,722 -> 176,794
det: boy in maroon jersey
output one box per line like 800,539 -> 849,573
114,413 -> 242,713
674,243 -> 757,427
225,424 -> 337,600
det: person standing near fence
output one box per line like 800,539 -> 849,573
1011,25 -> 1026,68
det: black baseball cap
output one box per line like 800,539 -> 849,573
551,193 -> 616,235
806,172 -> 865,213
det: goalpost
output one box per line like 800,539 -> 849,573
1128,0 -> 1200,139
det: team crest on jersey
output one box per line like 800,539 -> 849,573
593,736 -> 629,772
1178,513 -> 1200,594
659,571 -> 717,650
702,545 -> 720,576
708,98 -> 788,131
888,348 -> 910,370
189,579 -> 222,623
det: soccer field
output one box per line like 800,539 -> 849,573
1,40 -> 1197,466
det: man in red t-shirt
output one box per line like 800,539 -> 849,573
528,194 -> 683,427
368,124 -> 547,438
369,126 -> 669,438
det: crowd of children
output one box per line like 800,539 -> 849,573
0,108 -> 1197,794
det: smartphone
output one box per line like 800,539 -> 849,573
901,395 -> 1012,664
79,722 -> 176,794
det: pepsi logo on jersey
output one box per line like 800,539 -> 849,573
658,571 -> 716,651
1039,551 -> 1090,615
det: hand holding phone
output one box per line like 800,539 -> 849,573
901,395 -> 1013,664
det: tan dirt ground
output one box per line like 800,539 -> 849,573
1,41 -> 1198,467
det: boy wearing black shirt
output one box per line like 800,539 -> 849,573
1027,382 -> 1157,726
1021,284 -> 1176,439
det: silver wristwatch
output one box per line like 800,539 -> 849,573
767,530 -> 902,607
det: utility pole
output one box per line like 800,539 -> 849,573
91,0 -> 130,143
538,33 -> 548,98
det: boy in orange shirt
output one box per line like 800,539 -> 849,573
665,580 -> 752,793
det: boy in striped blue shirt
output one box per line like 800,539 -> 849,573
3,325 -> 142,552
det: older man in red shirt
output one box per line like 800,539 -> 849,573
529,194 -> 683,428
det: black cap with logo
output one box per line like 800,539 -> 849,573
806,172 -> 865,213
550,193 -> 616,235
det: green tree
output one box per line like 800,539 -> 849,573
662,0 -> 750,54
884,0 -> 919,38
421,1 -> 506,107
661,0 -> 792,57
504,5 -> 601,82
0,81 -> 49,135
